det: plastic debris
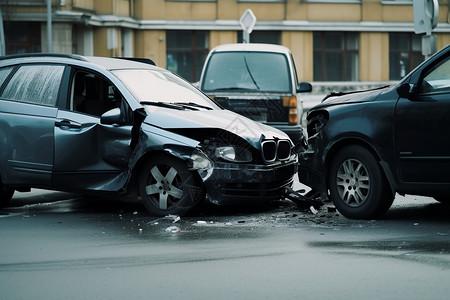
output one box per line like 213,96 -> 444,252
163,214 -> 181,223
197,220 -> 207,225
310,206 -> 319,214
139,228 -> 143,235
327,206 -> 337,213
133,211 -> 138,215
148,214 -> 181,225
165,226 -> 180,233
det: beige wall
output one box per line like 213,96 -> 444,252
282,31 -> 313,82
359,33 -> 389,81
209,31 -> 237,50
135,30 -> 167,67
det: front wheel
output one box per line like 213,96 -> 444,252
139,154 -> 204,216
328,145 -> 393,219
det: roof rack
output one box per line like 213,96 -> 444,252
113,57 -> 156,66
0,53 -> 87,61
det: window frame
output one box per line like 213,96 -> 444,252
313,31 -> 359,82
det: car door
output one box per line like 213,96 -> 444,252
0,64 -> 64,187
52,68 -> 134,192
395,55 -> 450,183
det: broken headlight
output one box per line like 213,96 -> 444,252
307,112 -> 329,137
215,146 -> 252,163
190,148 -> 213,170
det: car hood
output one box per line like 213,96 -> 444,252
314,86 -> 390,109
143,107 -> 289,148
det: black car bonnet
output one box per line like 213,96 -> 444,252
143,107 -> 289,148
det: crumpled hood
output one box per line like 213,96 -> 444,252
143,107 -> 290,147
315,86 -> 390,109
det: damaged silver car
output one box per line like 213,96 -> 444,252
0,54 -> 297,216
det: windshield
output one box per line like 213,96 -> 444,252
112,69 -> 218,109
201,51 -> 292,93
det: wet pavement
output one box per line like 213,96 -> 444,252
1,185 -> 450,299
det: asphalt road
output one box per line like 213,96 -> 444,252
1,179 -> 449,300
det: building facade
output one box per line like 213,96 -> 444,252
1,0 -> 450,85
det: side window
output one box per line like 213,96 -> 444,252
1,64 -> 64,106
420,58 -> 450,94
71,70 -> 125,117
0,66 -> 14,88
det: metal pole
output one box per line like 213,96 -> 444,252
47,0 -> 52,52
0,8 -> 5,56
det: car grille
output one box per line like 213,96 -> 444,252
261,139 -> 291,162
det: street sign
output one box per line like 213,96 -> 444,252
240,9 -> 257,43
413,0 -> 439,35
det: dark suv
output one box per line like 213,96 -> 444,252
299,44 -> 450,219
0,54 -> 297,216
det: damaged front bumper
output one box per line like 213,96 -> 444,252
202,160 -> 297,205
297,134 -> 328,199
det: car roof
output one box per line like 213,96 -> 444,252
0,53 -> 159,72
209,43 -> 292,55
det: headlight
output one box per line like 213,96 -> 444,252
307,112 -> 329,136
215,146 -> 252,163
190,148 -> 213,170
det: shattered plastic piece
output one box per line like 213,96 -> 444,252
327,206 -> 337,213
163,214 -> 181,223
310,206 -> 318,214
165,226 -> 180,233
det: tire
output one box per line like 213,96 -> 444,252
328,145 -> 393,219
138,154 -> 204,216
0,179 -> 14,208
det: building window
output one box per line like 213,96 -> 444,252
389,33 -> 424,80
237,31 -> 281,44
166,31 -> 209,83
5,22 -> 41,54
313,32 -> 359,81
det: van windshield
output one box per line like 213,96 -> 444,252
201,51 -> 292,93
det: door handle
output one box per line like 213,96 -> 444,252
55,119 -> 82,129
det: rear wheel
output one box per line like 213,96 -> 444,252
0,179 -> 14,208
139,154 -> 204,216
328,145 -> 393,219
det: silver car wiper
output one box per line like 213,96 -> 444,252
174,102 -> 213,110
141,101 -> 185,110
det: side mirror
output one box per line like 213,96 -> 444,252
298,82 -> 312,93
397,83 -> 413,99
100,108 -> 122,125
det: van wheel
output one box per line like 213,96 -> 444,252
139,154 -> 204,216
0,180 -> 14,208
328,145 -> 393,219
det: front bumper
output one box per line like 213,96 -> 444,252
297,145 -> 327,194
203,160 -> 297,205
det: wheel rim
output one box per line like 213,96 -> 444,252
145,165 -> 183,210
336,158 -> 370,207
